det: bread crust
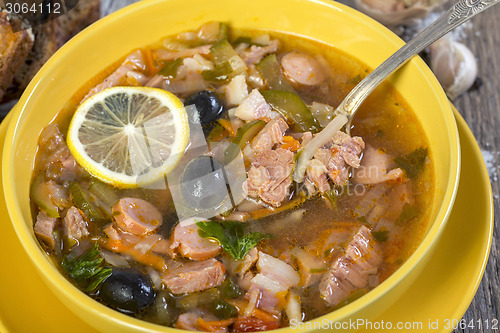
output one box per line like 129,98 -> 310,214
0,11 -> 34,100
1,0 -> 100,102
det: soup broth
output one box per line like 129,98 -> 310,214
30,22 -> 433,331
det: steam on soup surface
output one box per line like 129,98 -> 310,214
31,22 -> 433,331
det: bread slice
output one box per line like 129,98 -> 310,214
0,11 -> 34,101
3,0 -> 100,101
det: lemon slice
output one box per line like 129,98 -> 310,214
67,86 -> 189,188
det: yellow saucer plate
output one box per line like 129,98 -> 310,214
0,105 -> 492,333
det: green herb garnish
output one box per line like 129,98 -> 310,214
394,147 -> 428,178
347,74 -> 362,85
196,220 -> 272,260
396,203 -> 419,225
61,243 -> 112,292
372,230 -> 389,242
309,267 -> 329,273
332,288 -> 368,310
158,57 -> 183,78
323,188 -> 338,210
357,216 -> 371,226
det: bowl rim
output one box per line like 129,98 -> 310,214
2,0 -> 460,331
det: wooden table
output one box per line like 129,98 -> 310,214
3,0 -> 498,332
445,4 -> 500,333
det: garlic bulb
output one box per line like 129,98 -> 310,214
430,36 -> 478,99
353,0 -> 447,27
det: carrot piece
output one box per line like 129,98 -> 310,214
127,248 -> 168,272
251,308 -> 277,322
281,136 -> 300,152
227,300 -> 279,323
197,318 -> 235,332
100,237 -> 167,271
233,317 -> 280,332
218,119 -> 236,137
142,47 -> 159,76
101,238 -> 131,252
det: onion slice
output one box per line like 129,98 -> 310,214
293,114 -> 347,183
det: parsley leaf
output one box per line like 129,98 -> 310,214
357,216 -> 371,226
196,220 -> 272,260
396,203 -> 419,225
394,147 -> 428,179
372,229 -> 389,242
62,243 -> 112,292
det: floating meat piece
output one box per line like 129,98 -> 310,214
246,251 -> 300,314
319,225 -> 382,306
305,159 -> 330,193
251,117 -> 288,154
162,258 -> 225,294
243,148 -> 294,207
62,206 -> 89,242
353,145 -> 405,185
239,39 -> 280,66
234,89 -> 276,122
304,132 -> 365,192
332,131 -> 365,168
82,50 -> 147,102
34,211 -> 58,250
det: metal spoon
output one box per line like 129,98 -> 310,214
294,0 -> 499,183
338,0 -> 499,132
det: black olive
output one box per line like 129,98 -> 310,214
181,156 -> 228,210
184,90 -> 224,131
99,267 -> 156,314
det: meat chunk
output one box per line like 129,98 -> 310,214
314,147 -> 350,186
243,148 -> 294,207
238,39 -> 280,66
162,258 -> 225,294
62,206 -> 89,242
319,226 -> 382,306
246,251 -> 300,314
256,252 -> 300,287
281,51 -> 325,86
112,198 -> 162,236
291,248 -> 327,287
34,211 -> 58,250
38,124 -> 84,182
354,145 -> 406,184
304,132 -> 365,192
305,159 -> 330,193
234,89 -> 276,122
332,131 -> 365,168
82,50 -> 147,102
251,117 -> 288,154
170,223 -> 222,261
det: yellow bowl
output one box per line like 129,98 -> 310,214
2,0 -> 460,331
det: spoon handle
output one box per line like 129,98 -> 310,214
337,0 -> 500,119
